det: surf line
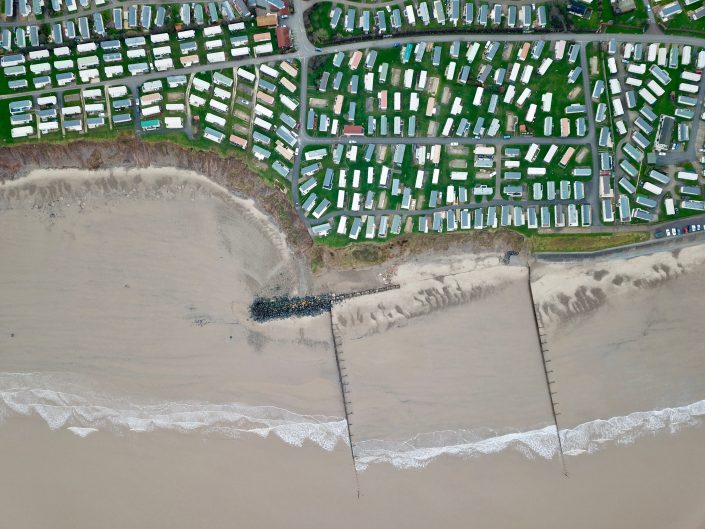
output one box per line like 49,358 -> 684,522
527,264 -> 568,477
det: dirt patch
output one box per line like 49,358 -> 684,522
502,43 -> 514,61
440,86 -> 451,105
310,229 -> 525,271
376,144 -> 388,163
589,56 -> 599,76
568,86 -> 583,101
426,77 -> 439,96
232,123 -> 249,135
233,110 -> 251,122
576,147 -> 590,163
447,145 -> 470,156
427,121 -> 439,136
377,191 -> 387,209
308,97 -> 328,109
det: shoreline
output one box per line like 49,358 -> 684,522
1,167 -> 705,527
2,413 -> 705,529
2,166 -> 705,448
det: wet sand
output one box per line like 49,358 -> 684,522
531,247 -> 705,429
1,168 -> 705,528
2,415 -> 705,529
332,264 -> 556,467
0,168 -> 344,443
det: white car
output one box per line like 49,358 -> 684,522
666,228 -> 672,236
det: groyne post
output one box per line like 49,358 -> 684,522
329,310 -> 360,497
250,282 -> 402,497
526,265 -> 569,477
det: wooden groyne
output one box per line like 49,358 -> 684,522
329,313 -> 360,496
526,265 -> 568,477
332,283 -> 400,303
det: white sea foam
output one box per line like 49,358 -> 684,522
354,399 -> 705,470
1,373 -> 703,470
67,427 -> 98,438
354,426 -> 560,471
0,373 -> 348,451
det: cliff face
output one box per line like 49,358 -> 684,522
0,138 -> 313,256
0,139 -> 526,272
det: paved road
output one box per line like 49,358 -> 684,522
314,31 -> 705,55
579,42 -> 602,226
0,50 -> 300,102
8,30 -> 705,103
640,0 -> 662,36
303,0 -> 542,9
660,72 -> 705,166
5,30 -> 705,103
290,53 -> 310,230
299,133 -> 593,146
295,30 -> 705,230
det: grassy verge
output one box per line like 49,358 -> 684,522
309,226 -> 525,271
529,231 -> 650,252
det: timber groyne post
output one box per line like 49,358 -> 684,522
526,265 -> 568,477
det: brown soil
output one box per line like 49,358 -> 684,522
310,229 -> 526,272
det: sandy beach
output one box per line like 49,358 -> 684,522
531,247 -> 705,431
1,168 -> 705,528
0,168 -> 345,445
2,415 -> 705,529
332,263 -> 556,468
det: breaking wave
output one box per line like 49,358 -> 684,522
1,373 -> 703,470
0,373 -> 348,451
355,399 -> 705,470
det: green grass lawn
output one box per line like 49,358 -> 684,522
662,12 -> 705,36
529,231 -> 651,252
